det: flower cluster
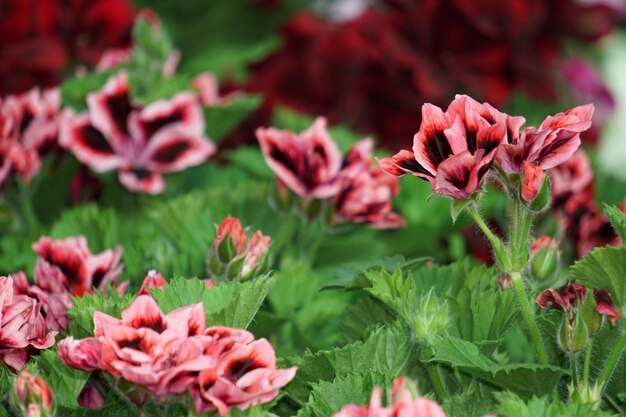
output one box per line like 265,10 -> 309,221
0,276 -> 56,370
257,117 -> 405,228
379,95 -> 593,202
59,294 -> 296,416
207,217 -> 272,282
12,235 -> 125,331
0,87 -> 61,188
333,378 -> 448,417
248,0 -> 614,147
0,0 -> 135,95
61,71 -> 216,194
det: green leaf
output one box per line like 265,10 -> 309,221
283,326 -> 415,405
67,288 -> 134,337
205,95 -> 262,143
296,371 -> 392,417
493,391 -> 618,417
151,274 -> 275,329
429,336 -> 566,398
602,203 -> 626,243
570,246 -> 626,309
36,349 -> 90,409
451,198 -> 472,223
207,273 -> 276,329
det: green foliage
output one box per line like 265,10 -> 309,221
602,203 -> 626,243
295,371 -> 392,417
429,336 -> 566,398
205,95 -> 262,143
571,246 -> 626,309
151,274 -> 275,329
493,392 -> 618,417
36,349 -> 90,409
283,326 -> 416,406
67,287 -> 134,337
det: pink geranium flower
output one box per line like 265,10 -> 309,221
60,71 -> 216,194
521,161 -> 544,203
0,276 -> 57,370
333,378 -> 447,417
191,338 -> 297,416
379,95 -> 510,199
496,104 -> 594,173
256,117 -> 343,199
0,87 -> 61,187
58,295 -> 296,412
16,370 -> 53,413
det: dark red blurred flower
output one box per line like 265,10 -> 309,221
0,0 -> 135,96
247,1 -> 615,149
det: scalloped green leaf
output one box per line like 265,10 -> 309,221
602,203 -> 626,243
429,336 -> 566,398
570,246 -> 626,309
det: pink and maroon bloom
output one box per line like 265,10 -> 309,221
191,338 -> 297,416
550,149 -> 594,206
536,284 -> 621,325
58,295 -> 296,412
13,236 -> 126,331
256,117 -> 343,199
60,71 -> 216,194
334,168 -> 405,229
16,370 -> 53,413
0,87 -> 61,187
0,276 -> 57,370
138,270 -> 167,296
379,95 -> 510,199
496,104 -> 594,174
333,377 -> 447,417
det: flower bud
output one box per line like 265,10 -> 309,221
411,290 -> 451,343
15,370 -> 53,416
522,163 -> 551,212
558,312 -> 588,354
580,291 -> 602,336
530,236 -> 559,282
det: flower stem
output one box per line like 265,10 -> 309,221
583,338 -> 594,386
468,205 -> 510,270
597,331 -> 626,393
426,363 -> 447,402
571,352 -> 579,390
510,271 -> 549,365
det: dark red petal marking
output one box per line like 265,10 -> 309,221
152,141 -> 191,164
424,130 -> 453,168
143,110 -> 184,139
106,93 -> 132,136
81,125 -> 114,154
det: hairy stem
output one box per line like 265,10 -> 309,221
510,271 -> 549,365
583,338 -> 594,386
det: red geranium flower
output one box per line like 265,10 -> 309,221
60,72 -> 216,194
379,95 -> 509,199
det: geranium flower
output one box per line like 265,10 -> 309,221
496,104 -> 594,174
333,377 -> 447,417
0,87 -> 61,187
191,338 -> 297,416
0,276 -> 57,370
256,117 -> 343,199
379,95 -> 509,199
521,161 -> 545,203
550,149 -> 594,206
59,295 -> 296,412
60,72 -> 216,194
536,284 -> 621,324
33,236 -> 124,297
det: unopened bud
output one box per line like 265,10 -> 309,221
15,371 -> 53,416
559,312 -> 588,354
581,292 -> 602,336
530,237 -> 559,282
